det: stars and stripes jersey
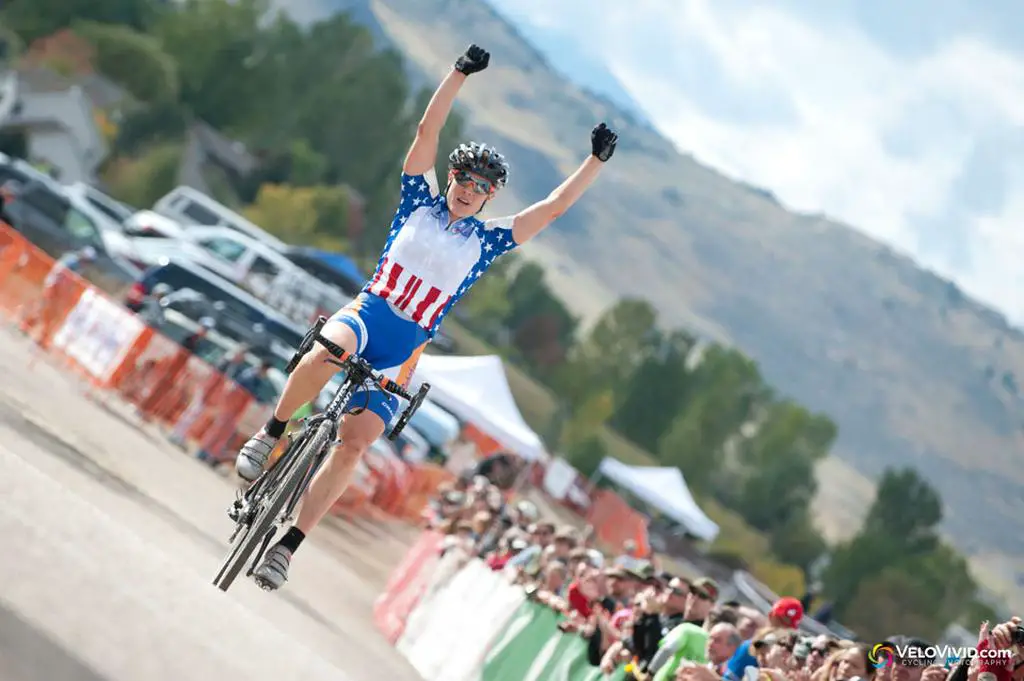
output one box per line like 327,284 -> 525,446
363,169 -> 519,337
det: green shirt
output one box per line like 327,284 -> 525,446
652,622 -> 708,681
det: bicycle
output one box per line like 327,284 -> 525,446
212,315 -> 430,591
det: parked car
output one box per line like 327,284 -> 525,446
61,183 -> 142,265
0,180 -> 141,294
0,153 -> 59,188
158,308 -> 288,403
125,226 -> 350,325
282,246 -> 365,297
128,258 -> 307,358
128,224 -> 348,307
122,208 -> 193,240
63,182 -> 136,225
153,185 -> 287,251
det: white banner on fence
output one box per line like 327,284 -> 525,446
51,288 -> 145,382
396,556 -> 525,681
543,457 -> 578,500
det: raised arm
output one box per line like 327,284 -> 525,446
403,44 -> 491,177
511,123 -> 618,245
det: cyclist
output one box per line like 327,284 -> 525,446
234,43 -> 619,590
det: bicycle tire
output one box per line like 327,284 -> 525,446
212,422 -> 332,591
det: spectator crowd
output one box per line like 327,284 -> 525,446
425,474 -> 1024,681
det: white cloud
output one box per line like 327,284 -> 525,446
488,0 -> 1024,322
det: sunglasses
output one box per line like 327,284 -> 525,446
452,169 -> 495,195
690,587 -> 713,600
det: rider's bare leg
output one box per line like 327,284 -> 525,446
295,410 -> 385,534
274,321 -> 358,421
235,320 -> 356,481
251,410 -> 384,591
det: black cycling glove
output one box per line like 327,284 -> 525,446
591,123 -> 618,162
455,44 -> 490,75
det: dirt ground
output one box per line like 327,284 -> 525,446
0,323 -> 426,681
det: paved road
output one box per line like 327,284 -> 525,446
0,326 -> 424,681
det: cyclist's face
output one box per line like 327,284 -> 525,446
447,170 -> 492,218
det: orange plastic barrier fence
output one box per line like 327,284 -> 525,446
0,223 -> 264,462
0,222 -> 466,528
373,530 -> 445,644
587,488 -> 652,558
462,422 -> 503,457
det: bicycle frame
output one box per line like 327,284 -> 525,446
216,315 -> 432,590
232,315 -> 430,552
273,361 -> 370,524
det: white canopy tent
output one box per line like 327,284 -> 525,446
596,457 -> 720,542
410,354 -> 547,461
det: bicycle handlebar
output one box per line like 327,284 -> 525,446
284,317 -> 430,435
313,332 -> 414,401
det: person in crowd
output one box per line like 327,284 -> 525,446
447,423 -> 479,475
768,597 -> 805,631
234,359 -> 272,403
410,478 -> 1022,681
706,623 -> 744,676
132,282 -> 173,328
20,245 -> 96,342
615,539 -> 646,570
466,450 -> 520,490
805,636 -> 841,675
641,599 -> 730,681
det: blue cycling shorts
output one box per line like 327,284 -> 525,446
327,292 -> 429,426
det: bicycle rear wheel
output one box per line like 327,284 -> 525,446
212,422 -> 332,591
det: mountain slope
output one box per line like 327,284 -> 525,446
314,0 -> 1024,599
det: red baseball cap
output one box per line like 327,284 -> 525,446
770,597 -> 804,628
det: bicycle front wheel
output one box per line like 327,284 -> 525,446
212,422 -> 332,591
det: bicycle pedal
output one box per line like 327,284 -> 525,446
227,498 -> 245,522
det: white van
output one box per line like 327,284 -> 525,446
153,186 -> 287,251
127,225 -> 351,326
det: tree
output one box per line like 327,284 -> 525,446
459,256 -> 514,341
74,21 -> 178,103
113,98 -> 189,156
652,344 -> 769,495
560,390 -> 615,454
557,298 -> 658,407
244,183 -> 350,251
504,263 -> 576,375
822,467 -> 950,616
612,329 -> 696,450
767,511 -> 827,574
842,568 -> 941,642
729,400 -> 835,532
859,467 -> 942,554
101,143 -> 182,208
513,313 -> 571,369
733,442 -> 819,532
564,433 -> 607,479
153,0 -> 266,130
842,544 -> 977,642
22,29 -> 96,77
2,0 -> 160,43
657,407 -> 721,493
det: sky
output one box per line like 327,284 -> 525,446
483,0 -> 1024,324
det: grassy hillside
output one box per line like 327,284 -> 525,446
299,0 -> 1024,607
